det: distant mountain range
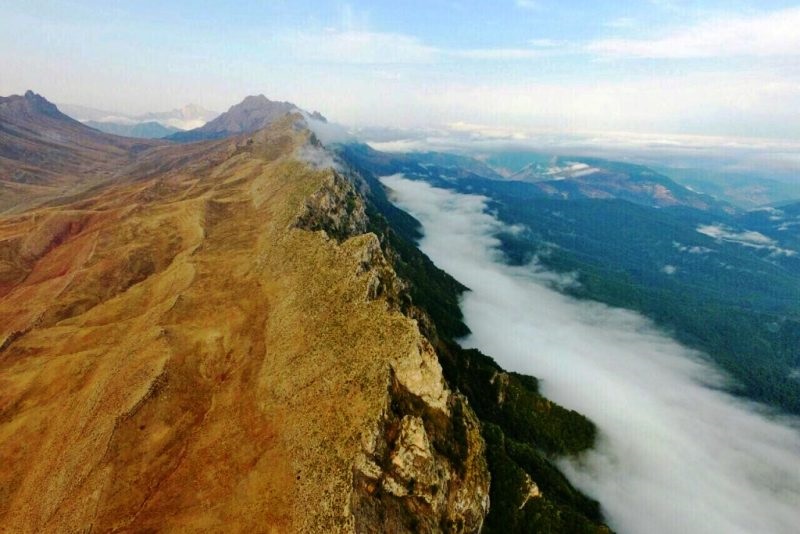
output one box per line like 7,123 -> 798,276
134,103 -> 219,130
58,96 -> 330,142
342,143 -> 735,214
59,102 -> 219,138
83,120 -> 182,139
653,165 -> 800,209
483,153 -> 736,213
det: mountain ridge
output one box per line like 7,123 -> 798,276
0,91 -> 611,532
0,113 -> 490,531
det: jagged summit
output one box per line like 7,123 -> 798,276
167,94 -> 300,142
1,90 -> 79,123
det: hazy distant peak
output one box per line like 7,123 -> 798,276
232,94 -> 295,112
240,94 -> 270,105
167,94 -> 301,142
134,104 -> 218,130
309,110 -> 328,123
176,103 -> 213,118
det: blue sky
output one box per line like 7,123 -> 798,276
3,1 -> 800,139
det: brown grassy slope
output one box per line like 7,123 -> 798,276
0,116 -> 483,532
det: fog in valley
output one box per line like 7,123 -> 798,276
381,174 -> 800,534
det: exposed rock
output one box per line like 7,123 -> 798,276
392,339 -> 451,417
385,416 -> 440,499
292,151 -> 493,533
352,387 -> 489,534
354,233 -> 408,306
167,94 -> 298,142
518,472 -> 542,510
293,169 -> 368,241
350,314 -> 489,532
490,371 -> 511,406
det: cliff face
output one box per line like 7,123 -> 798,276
0,115 -> 488,532
292,138 -> 491,532
340,148 -> 612,533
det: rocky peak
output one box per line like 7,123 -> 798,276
167,93 -> 299,142
1,90 -> 67,121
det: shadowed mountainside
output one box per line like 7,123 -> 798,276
0,91 -> 168,214
84,120 -> 182,139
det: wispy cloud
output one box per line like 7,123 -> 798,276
514,0 -> 541,10
283,29 -> 438,64
528,38 -> 565,48
697,224 -> 797,256
450,47 -> 545,60
603,17 -> 637,29
589,7 -> 800,58
284,28 -> 562,64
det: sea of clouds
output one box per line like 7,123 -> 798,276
380,174 -> 800,534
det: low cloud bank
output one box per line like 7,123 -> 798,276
697,223 -> 796,257
381,174 -> 800,534
362,125 -> 800,182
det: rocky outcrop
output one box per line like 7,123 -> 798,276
518,473 -> 542,510
294,169 -> 368,241
351,369 -> 489,534
294,160 -> 491,532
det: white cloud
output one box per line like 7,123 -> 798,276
447,121 -> 528,139
545,162 -> 600,179
589,7 -> 800,58
283,25 -> 567,64
515,0 -> 540,10
697,224 -> 774,246
697,224 -> 797,257
674,242 -> 713,255
450,47 -> 545,60
367,139 -> 431,152
528,38 -> 565,48
395,72 -> 800,138
382,174 -> 800,534
604,17 -> 637,29
284,29 -> 438,64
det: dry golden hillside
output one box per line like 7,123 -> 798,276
0,116 -> 488,532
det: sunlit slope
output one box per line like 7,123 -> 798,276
0,117 -> 488,532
